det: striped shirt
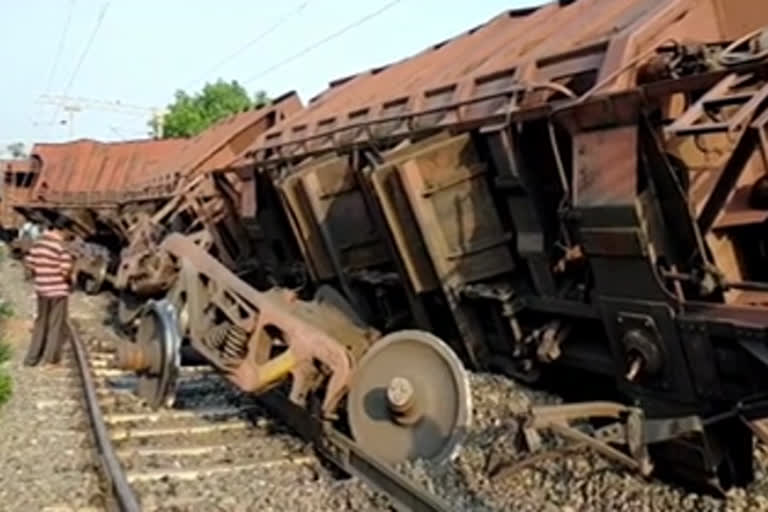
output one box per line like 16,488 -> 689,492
24,229 -> 74,298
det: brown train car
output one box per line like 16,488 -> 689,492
15,0 -> 768,494
10,95 -> 303,296
126,91 -> 302,200
206,0 -> 768,492
19,138 -> 185,237
0,158 -> 37,237
15,94 -> 301,241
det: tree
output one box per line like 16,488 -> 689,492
155,79 -> 270,139
5,142 -> 26,158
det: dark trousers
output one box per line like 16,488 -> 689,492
24,295 -> 70,366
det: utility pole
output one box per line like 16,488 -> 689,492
36,94 -> 167,139
150,108 -> 165,138
62,104 -> 81,138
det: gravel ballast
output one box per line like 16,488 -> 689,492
0,251 -> 391,511
397,372 -> 768,511
4,244 -> 768,510
0,254 -> 105,511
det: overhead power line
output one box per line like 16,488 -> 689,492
38,95 -> 167,138
32,0 -> 76,129
244,0 -> 402,84
39,95 -> 159,116
62,2 -> 110,96
184,0 -> 312,89
43,0 -> 77,97
49,2 -> 111,127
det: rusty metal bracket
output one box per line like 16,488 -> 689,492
519,401 -> 653,475
159,233 -> 376,417
511,401 -> 707,479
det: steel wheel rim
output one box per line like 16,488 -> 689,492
347,329 -> 472,464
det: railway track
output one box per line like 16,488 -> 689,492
67,318 -> 451,511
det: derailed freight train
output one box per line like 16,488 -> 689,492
10,0 -> 768,495
217,0 -> 768,490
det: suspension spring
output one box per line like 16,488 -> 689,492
201,322 -> 249,362
222,324 -> 248,361
201,323 -> 229,352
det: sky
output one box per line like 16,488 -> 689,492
0,0 -> 544,155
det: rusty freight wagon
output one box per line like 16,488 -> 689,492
0,158 -> 39,260
13,94 -> 301,294
16,0 -> 768,497
159,0 -> 768,492
112,92 -> 302,301
0,158 -> 36,236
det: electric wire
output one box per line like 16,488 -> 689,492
48,2 -> 111,129
184,0 -> 312,90
32,0 -> 77,128
44,0 -> 77,94
244,0 -> 402,84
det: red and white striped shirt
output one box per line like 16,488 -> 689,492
24,229 -> 74,298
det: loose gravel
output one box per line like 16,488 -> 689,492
5,241 -> 768,511
0,253 -> 105,512
0,250 -> 391,511
398,373 -> 768,512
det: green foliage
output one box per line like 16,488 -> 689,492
157,79 -> 270,139
0,342 -> 10,407
0,373 -> 11,407
5,142 -> 26,158
0,301 -> 13,319
0,300 -> 12,407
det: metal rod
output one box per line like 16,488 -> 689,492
575,38 -> 680,104
246,81 -> 574,159
661,269 -> 768,292
258,392 -> 452,512
69,321 -> 141,512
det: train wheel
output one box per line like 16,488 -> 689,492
115,299 -> 181,409
117,292 -> 144,327
346,330 -> 472,464
80,258 -> 108,295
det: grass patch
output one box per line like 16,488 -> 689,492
0,301 -> 13,319
0,341 -> 11,407
0,300 -> 13,407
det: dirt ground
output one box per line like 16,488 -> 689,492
0,251 -> 105,512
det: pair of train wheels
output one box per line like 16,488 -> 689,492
123,286 -> 473,466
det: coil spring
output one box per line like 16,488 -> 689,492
202,322 -> 249,361
222,324 -> 248,360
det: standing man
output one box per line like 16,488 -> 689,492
23,218 -> 74,367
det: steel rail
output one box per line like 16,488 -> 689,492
259,392 -> 452,512
70,316 -> 449,511
68,321 -> 142,512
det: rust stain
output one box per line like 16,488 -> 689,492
27,138 -> 185,205
240,0 -> 759,161
19,93 -> 302,207
0,159 -> 36,230
127,92 -> 303,197
14,0 -> 768,207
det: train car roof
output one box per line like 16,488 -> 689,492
238,0 -> 765,164
25,93 -> 302,204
